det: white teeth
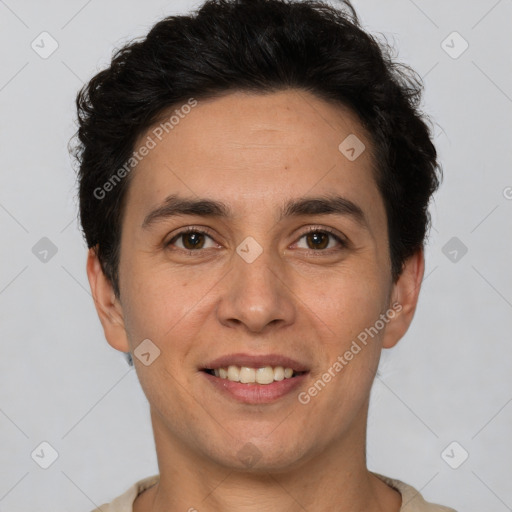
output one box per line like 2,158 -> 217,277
211,365 -> 299,384
273,366 -> 285,381
239,367 -> 256,383
227,365 -> 240,381
256,366 -> 274,384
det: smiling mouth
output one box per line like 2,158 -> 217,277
202,365 -> 307,385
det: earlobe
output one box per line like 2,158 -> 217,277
382,249 -> 425,349
86,247 -> 131,353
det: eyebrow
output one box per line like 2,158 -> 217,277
141,193 -> 368,229
142,195 -> 231,229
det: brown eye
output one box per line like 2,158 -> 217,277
295,229 -> 346,252
306,231 -> 330,250
181,232 -> 205,250
167,229 -> 216,251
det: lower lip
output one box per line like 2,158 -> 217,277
201,371 -> 308,404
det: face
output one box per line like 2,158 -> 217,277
88,89 -> 422,472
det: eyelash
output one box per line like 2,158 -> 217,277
292,226 -> 348,254
165,225 -> 348,255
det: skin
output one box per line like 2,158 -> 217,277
87,89 -> 424,512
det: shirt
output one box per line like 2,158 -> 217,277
90,472 -> 457,511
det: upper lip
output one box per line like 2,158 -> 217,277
203,353 -> 310,372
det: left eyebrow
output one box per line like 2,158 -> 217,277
280,195 -> 369,229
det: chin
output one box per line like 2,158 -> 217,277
205,435 -> 313,474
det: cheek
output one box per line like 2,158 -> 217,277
302,264 -> 390,342
120,257 -> 217,347
304,275 -> 389,398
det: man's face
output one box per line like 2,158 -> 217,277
99,90 -> 414,470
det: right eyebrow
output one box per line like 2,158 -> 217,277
141,194 -> 231,229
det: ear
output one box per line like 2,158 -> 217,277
86,246 -> 130,353
381,249 -> 425,349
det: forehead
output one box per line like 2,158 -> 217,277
125,89 -> 383,225
147,89 -> 372,162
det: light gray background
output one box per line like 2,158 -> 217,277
1,0 -> 511,510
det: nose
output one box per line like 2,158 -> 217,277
216,246 -> 296,334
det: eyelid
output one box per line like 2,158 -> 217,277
293,225 -> 349,250
165,225 -> 219,248
301,225 -> 346,240
299,225 -> 349,244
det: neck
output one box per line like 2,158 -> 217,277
134,404 -> 401,512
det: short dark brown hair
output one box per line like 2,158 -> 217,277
73,0 -> 441,297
